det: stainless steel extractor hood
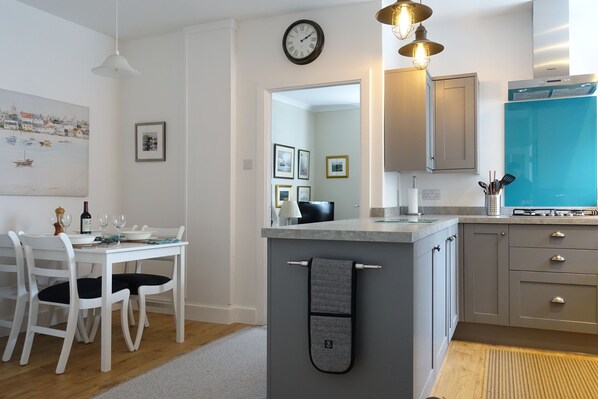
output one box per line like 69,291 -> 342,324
508,0 -> 598,101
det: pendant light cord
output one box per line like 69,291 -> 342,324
115,0 -> 119,55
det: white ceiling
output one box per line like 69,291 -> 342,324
16,0 -> 531,41
15,0 -> 530,108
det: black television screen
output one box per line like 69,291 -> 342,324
297,201 -> 334,224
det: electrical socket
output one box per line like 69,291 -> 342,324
421,189 -> 441,200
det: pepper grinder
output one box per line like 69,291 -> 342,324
54,206 -> 65,235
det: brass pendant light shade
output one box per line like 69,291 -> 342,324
375,1 -> 433,26
399,24 -> 444,69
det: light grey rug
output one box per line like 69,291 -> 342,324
94,326 -> 267,399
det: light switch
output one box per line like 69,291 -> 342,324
243,159 -> 253,170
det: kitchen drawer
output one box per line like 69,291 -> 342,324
510,271 -> 598,334
510,247 -> 598,274
509,225 -> 598,249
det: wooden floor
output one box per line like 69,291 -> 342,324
0,313 -> 248,399
431,340 -> 489,399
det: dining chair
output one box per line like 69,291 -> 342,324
113,225 -> 184,350
0,231 -> 28,362
19,233 -> 134,374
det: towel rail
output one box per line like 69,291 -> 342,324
287,260 -> 382,270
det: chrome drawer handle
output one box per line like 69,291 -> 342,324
551,296 -> 566,304
551,231 -> 565,238
550,255 -> 566,262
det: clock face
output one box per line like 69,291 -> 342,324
282,20 -> 324,65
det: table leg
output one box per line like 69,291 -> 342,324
176,246 -> 185,343
101,260 -> 113,372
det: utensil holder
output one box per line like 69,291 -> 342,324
485,194 -> 501,216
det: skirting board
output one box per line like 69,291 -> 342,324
455,322 -> 598,356
145,298 -> 260,325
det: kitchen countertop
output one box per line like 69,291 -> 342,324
261,214 -> 598,243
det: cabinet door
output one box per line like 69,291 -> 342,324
446,226 -> 459,339
433,74 -> 477,172
432,237 -> 448,369
463,224 -> 509,325
384,68 -> 432,172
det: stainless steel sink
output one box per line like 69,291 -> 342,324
375,218 -> 438,224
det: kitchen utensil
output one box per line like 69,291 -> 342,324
500,173 -> 516,186
478,181 -> 488,194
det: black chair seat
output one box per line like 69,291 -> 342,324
111,274 -> 171,295
39,278 -> 129,304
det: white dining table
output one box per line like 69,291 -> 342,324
73,240 -> 187,372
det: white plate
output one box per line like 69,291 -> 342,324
121,231 -> 154,240
67,234 -> 97,245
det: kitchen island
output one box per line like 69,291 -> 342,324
262,216 -> 459,399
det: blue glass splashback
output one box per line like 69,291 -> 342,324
504,96 -> 597,207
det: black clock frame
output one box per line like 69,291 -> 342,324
282,19 -> 325,65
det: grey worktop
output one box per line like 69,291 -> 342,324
261,214 -> 598,243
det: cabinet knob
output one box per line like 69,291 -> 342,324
433,245 -> 441,252
447,236 -> 455,242
551,296 -> 566,304
452,234 -> 458,239
550,255 -> 566,262
500,232 -> 506,236
551,231 -> 566,238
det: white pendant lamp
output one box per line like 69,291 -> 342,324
92,0 -> 140,78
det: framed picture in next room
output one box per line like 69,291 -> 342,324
273,143 -> 294,179
135,122 -> 166,162
297,186 -> 311,201
275,184 -> 292,208
326,155 -> 349,178
298,149 -> 310,180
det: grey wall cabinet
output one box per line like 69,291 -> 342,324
384,68 -> 433,172
462,224 -> 509,325
384,69 -> 478,173
432,74 -> 478,173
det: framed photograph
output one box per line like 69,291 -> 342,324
275,184 -> 292,208
273,143 -> 294,179
326,155 -> 349,178
135,122 -> 166,162
298,149 -> 310,180
297,186 -> 311,202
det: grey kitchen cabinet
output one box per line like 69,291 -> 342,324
431,73 -> 478,173
266,226 -> 456,399
384,68 -> 478,173
462,223 -> 509,325
509,225 -> 598,334
384,68 -> 433,172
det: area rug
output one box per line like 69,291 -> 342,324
485,347 -> 598,399
93,326 -> 267,399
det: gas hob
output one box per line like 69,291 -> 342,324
512,208 -> 598,217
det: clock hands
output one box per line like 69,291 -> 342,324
300,31 -> 314,42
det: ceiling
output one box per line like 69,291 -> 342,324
17,0 -> 531,41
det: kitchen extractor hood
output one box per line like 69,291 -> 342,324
508,0 -> 597,101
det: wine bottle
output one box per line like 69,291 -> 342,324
80,201 -> 92,234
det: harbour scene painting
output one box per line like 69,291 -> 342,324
0,88 -> 89,196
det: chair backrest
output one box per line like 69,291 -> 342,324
19,233 -> 78,301
141,225 -> 185,240
0,231 -> 26,295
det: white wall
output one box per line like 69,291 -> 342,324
0,1 -> 121,233
315,108 -> 361,219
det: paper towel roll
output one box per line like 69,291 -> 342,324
408,188 -> 419,214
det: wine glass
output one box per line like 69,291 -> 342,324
59,213 -> 72,234
112,214 -> 126,245
50,214 -> 58,235
98,213 -> 109,239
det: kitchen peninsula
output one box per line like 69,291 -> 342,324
262,216 -> 459,399
263,213 -> 598,399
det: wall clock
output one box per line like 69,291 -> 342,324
282,19 -> 325,65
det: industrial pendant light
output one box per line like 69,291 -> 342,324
398,24 -> 444,69
375,0 -> 432,40
92,0 -> 140,78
